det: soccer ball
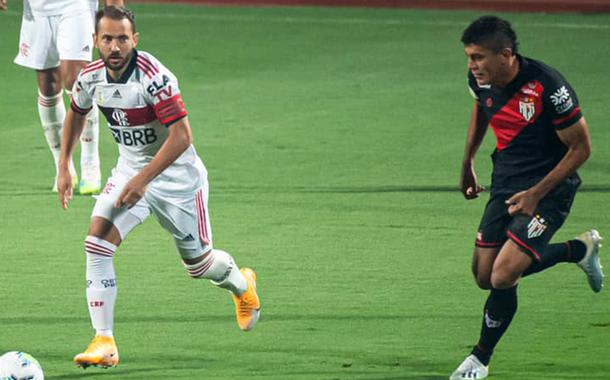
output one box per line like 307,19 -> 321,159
0,352 -> 44,380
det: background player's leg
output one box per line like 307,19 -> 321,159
61,59 -> 101,194
36,68 -> 76,190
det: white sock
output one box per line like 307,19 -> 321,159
38,91 -> 77,181
37,91 -> 65,172
184,249 -> 247,296
84,236 -> 117,336
67,90 -> 100,176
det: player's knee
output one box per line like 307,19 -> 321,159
183,249 -> 233,281
490,270 -> 518,290
474,273 -> 492,289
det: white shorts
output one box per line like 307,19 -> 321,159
14,10 -> 95,70
91,169 -> 214,259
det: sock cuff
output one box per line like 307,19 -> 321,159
38,91 -> 63,107
85,236 -> 117,258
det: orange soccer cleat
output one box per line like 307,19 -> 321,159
232,268 -> 261,331
73,335 -> 119,369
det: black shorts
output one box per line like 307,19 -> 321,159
475,183 -> 578,261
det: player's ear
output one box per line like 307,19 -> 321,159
133,32 -> 139,47
501,47 -> 513,59
93,33 -> 98,49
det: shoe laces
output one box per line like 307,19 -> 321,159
238,294 -> 253,316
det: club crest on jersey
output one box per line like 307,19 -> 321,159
519,98 -> 535,122
527,214 -> 548,239
112,108 -> 129,126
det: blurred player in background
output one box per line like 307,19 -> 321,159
58,6 -> 261,369
451,16 -> 603,379
1,0 -> 123,194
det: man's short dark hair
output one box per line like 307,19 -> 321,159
461,15 -> 518,55
95,5 -> 136,33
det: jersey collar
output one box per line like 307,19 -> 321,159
106,49 -> 139,84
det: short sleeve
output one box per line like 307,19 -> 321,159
70,77 -> 93,115
543,74 -> 582,130
141,58 -> 188,127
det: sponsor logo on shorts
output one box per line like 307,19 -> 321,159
102,182 -> 115,195
182,234 -> 195,242
527,214 -> 548,239
20,42 -> 29,57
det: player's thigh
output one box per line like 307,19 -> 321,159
60,60 -> 89,90
14,14 -> 60,70
491,240 -> 533,289
472,247 -> 500,289
472,195 -> 511,288
91,169 -> 151,243
505,193 -> 573,264
146,183 -> 213,260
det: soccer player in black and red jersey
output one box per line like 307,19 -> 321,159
450,16 -> 604,380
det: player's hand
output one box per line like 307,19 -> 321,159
505,190 -> 540,216
0,0 -> 8,11
460,164 -> 485,200
57,168 -> 73,210
114,175 -> 147,209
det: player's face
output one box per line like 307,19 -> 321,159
95,17 -> 139,73
464,44 -> 512,86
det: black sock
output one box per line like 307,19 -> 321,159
472,286 -> 518,366
523,240 -> 586,277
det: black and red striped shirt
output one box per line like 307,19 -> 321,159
468,55 -> 583,195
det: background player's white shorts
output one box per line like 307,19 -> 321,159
14,10 -> 95,70
91,169 -> 214,259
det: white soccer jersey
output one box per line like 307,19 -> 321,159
25,0 -> 97,16
71,50 -> 207,195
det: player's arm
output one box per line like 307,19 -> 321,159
0,0 -> 8,11
506,117 -> 591,216
58,109 -> 88,209
460,100 -> 489,199
115,117 -> 193,208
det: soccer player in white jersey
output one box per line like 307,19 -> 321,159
1,0 -> 122,194
57,6 -> 261,369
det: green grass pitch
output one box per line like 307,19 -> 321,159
1,3 -> 609,379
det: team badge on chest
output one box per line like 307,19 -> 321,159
519,97 -> 535,122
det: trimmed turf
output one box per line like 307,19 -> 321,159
0,3 -> 609,379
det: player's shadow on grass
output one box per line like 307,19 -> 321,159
216,184 -> 610,194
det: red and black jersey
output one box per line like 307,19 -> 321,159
468,55 -> 583,195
